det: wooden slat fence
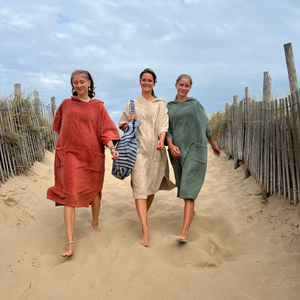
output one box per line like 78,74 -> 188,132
218,94 -> 300,205
214,43 -> 300,206
0,84 -> 57,184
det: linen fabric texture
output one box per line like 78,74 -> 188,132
112,100 -> 141,179
119,95 -> 175,199
166,97 -> 212,200
47,96 -> 120,207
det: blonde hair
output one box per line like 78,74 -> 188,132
176,74 -> 193,86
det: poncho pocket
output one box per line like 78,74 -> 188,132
90,152 -> 105,173
55,146 -> 65,167
187,142 -> 207,164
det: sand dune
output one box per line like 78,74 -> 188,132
0,149 -> 299,300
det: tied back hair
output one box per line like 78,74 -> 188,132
139,68 -> 157,98
71,69 -> 96,98
175,74 -> 193,99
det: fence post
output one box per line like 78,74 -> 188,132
225,103 -> 231,157
284,43 -> 299,101
34,91 -> 40,116
51,97 -> 56,118
263,72 -> 271,103
233,95 -> 239,169
262,72 -> 272,194
244,87 -> 251,179
284,43 -> 300,129
14,83 -> 21,100
284,42 -> 300,205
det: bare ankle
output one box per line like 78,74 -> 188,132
92,223 -> 98,232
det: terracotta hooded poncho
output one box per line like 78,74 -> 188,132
119,95 -> 175,199
166,97 -> 212,200
47,96 -> 120,207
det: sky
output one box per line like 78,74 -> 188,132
0,0 -> 299,125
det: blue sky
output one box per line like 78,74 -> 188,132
0,0 -> 299,125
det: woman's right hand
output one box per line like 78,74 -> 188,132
169,144 -> 181,157
128,114 -> 137,122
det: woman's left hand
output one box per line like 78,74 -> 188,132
111,149 -> 119,161
156,140 -> 164,151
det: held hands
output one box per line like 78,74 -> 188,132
169,144 -> 181,157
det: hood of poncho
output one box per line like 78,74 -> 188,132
136,95 -> 166,104
167,97 -> 197,106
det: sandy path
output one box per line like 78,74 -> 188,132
0,150 -> 299,300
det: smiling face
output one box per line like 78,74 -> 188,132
140,72 -> 155,94
72,74 -> 90,98
175,77 -> 191,98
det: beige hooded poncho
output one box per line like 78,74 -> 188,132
119,95 -> 175,199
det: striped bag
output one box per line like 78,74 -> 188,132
112,100 -> 141,180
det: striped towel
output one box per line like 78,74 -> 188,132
112,100 -> 141,180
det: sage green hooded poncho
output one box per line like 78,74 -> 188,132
166,97 -> 212,200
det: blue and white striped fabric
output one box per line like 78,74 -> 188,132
112,100 -> 141,180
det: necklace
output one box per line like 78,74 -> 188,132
78,97 -> 91,102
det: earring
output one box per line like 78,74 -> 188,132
88,87 -> 91,91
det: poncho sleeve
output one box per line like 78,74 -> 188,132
158,102 -> 169,137
53,102 -> 63,134
165,103 -> 173,142
118,101 -> 131,129
100,105 -> 120,146
206,123 -> 212,139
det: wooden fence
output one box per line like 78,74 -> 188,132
0,84 -> 57,185
215,43 -> 300,206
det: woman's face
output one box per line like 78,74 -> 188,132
72,74 -> 90,97
175,78 -> 191,97
140,73 -> 155,93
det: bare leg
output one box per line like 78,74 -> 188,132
147,194 -> 154,211
61,206 -> 75,257
91,193 -> 101,232
177,199 -> 195,241
135,199 -> 149,247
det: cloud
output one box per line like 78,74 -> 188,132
0,0 -> 299,122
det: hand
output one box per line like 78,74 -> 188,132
128,114 -> 137,122
211,143 -> 221,157
169,144 -> 181,157
156,140 -> 164,151
111,149 -> 119,161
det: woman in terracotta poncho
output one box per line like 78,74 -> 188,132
47,70 -> 120,257
166,74 -> 220,243
119,68 -> 175,247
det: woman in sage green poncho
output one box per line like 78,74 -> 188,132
166,74 -> 220,243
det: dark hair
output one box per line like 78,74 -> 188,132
70,69 -> 96,98
139,68 -> 157,98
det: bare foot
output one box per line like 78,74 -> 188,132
177,227 -> 189,242
61,243 -> 74,257
92,223 -> 98,233
140,228 -> 149,247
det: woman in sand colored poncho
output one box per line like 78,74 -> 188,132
47,70 -> 120,257
119,68 -> 175,247
166,74 -> 220,242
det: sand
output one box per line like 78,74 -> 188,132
0,149 -> 300,300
